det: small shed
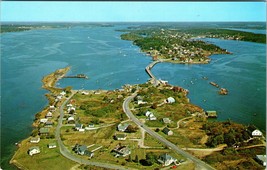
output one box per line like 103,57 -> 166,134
205,111 -> 217,118
48,143 -> 57,149
162,127 -> 173,136
167,97 -> 175,104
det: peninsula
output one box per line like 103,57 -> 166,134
10,26 -> 266,170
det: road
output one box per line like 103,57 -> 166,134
55,91 -> 135,170
145,60 -> 161,86
123,93 -> 216,170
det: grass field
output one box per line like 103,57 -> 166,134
10,138 -> 76,170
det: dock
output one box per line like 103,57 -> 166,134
63,74 -> 88,79
205,111 -> 217,118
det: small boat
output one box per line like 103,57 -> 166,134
210,82 -> 219,88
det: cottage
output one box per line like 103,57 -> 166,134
137,100 -> 147,105
67,103 -> 73,107
159,79 -> 168,85
75,123 -> 84,131
45,121 -> 53,127
73,144 -> 94,158
158,153 -> 177,166
39,127 -> 50,135
74,145 -> 87,155
67,116 -> 75,123
117,123 -> 129,132
40,118 -> 48,123
162,127 -> 173,136
205,111 -> 217,118
88,123 -> 94,128
68,107 -> 76,114
252,130 -> 262,137
48,143 -> 57,149
162,118 -> 171,124
112,145 -> 131,157
115,134 -> 127,141
255,155 -> 266,166
30,136 -> 40,143
145,111 -> 157,120
166,97 -> 175,104
28,146 -> 40,156
60,91 -> 66,96
57,95 -> 63,100
45,112 -> 53,118
81,91 -> 89,95
49,105 -> 56,112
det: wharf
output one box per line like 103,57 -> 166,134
63,74 -> 88,79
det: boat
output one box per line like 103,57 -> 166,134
209,82 -> 219,88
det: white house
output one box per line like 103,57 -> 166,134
162,127 -> 173,136
137,100 -> 147,105
30,137 -> 40,143
67,104 -> 73,107
75,124 -> 85,132
81,91 -> 89,95
40,118 -> 48,123
45,112 -> 53,118
48,143 -> 57,149
117,123 -> 129,132
115,134 -> 127,141
145,111 -> 157,120
158,153 -> 177,166
166,97 -> 175,104
252,130 -> 262,137
255,155 -> 266,166
67,116 -> 75,122
68,107 -> 76,114
28,146 -> 40,156
49,105 -> 56,112
60,91 -> 66,96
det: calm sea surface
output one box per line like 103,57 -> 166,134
1,23 -> 266,169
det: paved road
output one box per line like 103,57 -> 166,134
145,60 -> 161,86
55,92 -> 135,170
123,93 -> 216,170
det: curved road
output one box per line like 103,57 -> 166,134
123,93 -> 216,170
55,92 -> 135,170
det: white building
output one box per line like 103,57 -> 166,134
28,146 -> 40,156
158,153 -> 177,166
166,97 -> 175,104
252,130 -> 262,137
145,111 -> 157,120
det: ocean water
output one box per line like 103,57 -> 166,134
1,23 -> 266,169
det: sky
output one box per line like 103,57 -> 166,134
1,2 -> 266,22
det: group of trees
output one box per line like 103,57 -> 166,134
128,153 -> 158,166
203,121 -> 256,147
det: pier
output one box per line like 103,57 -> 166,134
63,74 -> 88,79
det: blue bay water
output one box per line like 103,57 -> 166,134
1,23 -> 266,169
153,38 -> 266,129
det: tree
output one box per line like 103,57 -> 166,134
128,155 -> 132,162
151,103 -> 157,109
126,125 -> 138,133
135,155 -> 139,163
